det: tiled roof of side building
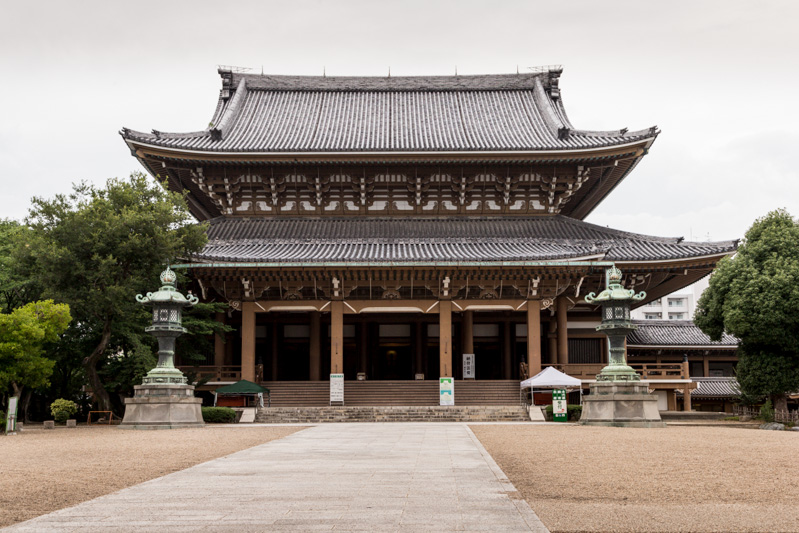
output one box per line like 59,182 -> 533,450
193,216 -> 737,264
628,320 -> 739,347
120,69 -> 657,153
682,378 -> 740,398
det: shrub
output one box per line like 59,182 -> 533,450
201,407 -> 236,423
50,399 -> 78,424
544,404 -> 582,421
1,410 -> 5,432
759,399 -> 774,423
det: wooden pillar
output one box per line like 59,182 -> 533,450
556,295 -> 569,365
463,310 -> 474,354
683,357 -> 692,411
414,322 -> 424,377
527,300 -> 542,375
502,320 -> 512,379
309,311 -> 321,381
270,321 -> 279,381
330,301 -> 344,375
241,302 -> 256,382
214,312 -> 226,368
439,300 -> 452,377
703,358 -> 710,378
548,320 -> 558,365
359,322 -> 368,375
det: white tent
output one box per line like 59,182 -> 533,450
520,366 -> 583,405
520,366 -> 582,389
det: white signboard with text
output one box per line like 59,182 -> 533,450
330,374 -> 344,405
462,354 -> 475,379
439,378 -> 454,406
5,396 -> 18,434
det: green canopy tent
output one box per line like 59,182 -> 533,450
213,380 -> 270,407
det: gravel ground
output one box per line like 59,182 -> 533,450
0,424 -> 302,528
471,424 -> 799,533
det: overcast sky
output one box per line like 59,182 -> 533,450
1,0 -> 797,243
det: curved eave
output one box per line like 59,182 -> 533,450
628,344 -> 738,350
122,136 -> 655,165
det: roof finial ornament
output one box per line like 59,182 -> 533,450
455,65 -> 458,76
388,66 -> 391,78
261,65 -> 263,76
516,65 -> 519,74
323,66 -> 326,77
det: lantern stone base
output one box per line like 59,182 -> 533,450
120,384 -> 204,430
579,381 -> 665,428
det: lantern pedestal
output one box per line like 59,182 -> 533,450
120,384 -> 204,430
580,381 -> 665,428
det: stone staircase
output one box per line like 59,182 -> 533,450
254,405 -> 530,423
260,380 -> 522,407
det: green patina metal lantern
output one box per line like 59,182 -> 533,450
584,266 -> 646,382
136,266 -> 199,385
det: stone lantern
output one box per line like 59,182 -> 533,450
120,266 -> 204,429
579,266 -> 665,427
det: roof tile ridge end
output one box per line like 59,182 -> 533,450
211,78 -> 248,141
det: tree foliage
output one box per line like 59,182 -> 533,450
16,172 -> 208,411
695,209 -> 799,406
0,300 -> 71,397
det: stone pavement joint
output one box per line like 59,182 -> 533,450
3,423 -> 549,532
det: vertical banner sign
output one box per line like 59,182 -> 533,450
462,354 -> 475,379
439,377 -> 454,406
330,374 -> 344,405
553,389 -> 567,422
6,396 -> 18,434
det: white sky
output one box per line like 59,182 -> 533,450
1,0 -> 797,242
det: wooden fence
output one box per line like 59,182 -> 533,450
734,405 -> 799,424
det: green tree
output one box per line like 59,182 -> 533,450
17,172 -> 208,412
695,209 -> 799,409
0,300 -> 71,398
0,220 -> 38,313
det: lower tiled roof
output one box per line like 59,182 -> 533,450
684,377 -> 740,398
195,216 -> 736,264
628,320 -> 739,347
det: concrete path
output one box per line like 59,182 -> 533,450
4,424 -> 548,532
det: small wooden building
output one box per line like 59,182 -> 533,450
121,67 -> 737,406
628,320 -> 739,411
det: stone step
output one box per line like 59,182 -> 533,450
254,405 -> 530,423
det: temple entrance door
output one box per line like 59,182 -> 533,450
374,342 -> 412,380
474,339 -> 502,379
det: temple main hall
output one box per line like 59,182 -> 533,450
121,66 -> 736,407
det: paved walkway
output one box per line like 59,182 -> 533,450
4,424 -> 548,532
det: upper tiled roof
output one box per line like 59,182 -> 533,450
194,216 -> 736,264
121,69 -> 657,154
628,320 -> 739,347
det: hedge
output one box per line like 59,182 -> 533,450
544,404 -> 582,421
201,407 -> 237,423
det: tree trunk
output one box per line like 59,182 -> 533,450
773,394 -> 788,412
83,319 -> 113,413
20,389 -> 32,423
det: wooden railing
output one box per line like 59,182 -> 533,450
178,366 -> 242,381
734,405 -> 799,424
544,362 -> 690,380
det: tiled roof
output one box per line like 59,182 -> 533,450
628,320 -> 739,347
121,70 -> 656,153
684,378 -> 740,398
194,216 -> 737,264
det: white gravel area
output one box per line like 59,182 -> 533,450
0,424 -> 301,528
471,424 -> 799,533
